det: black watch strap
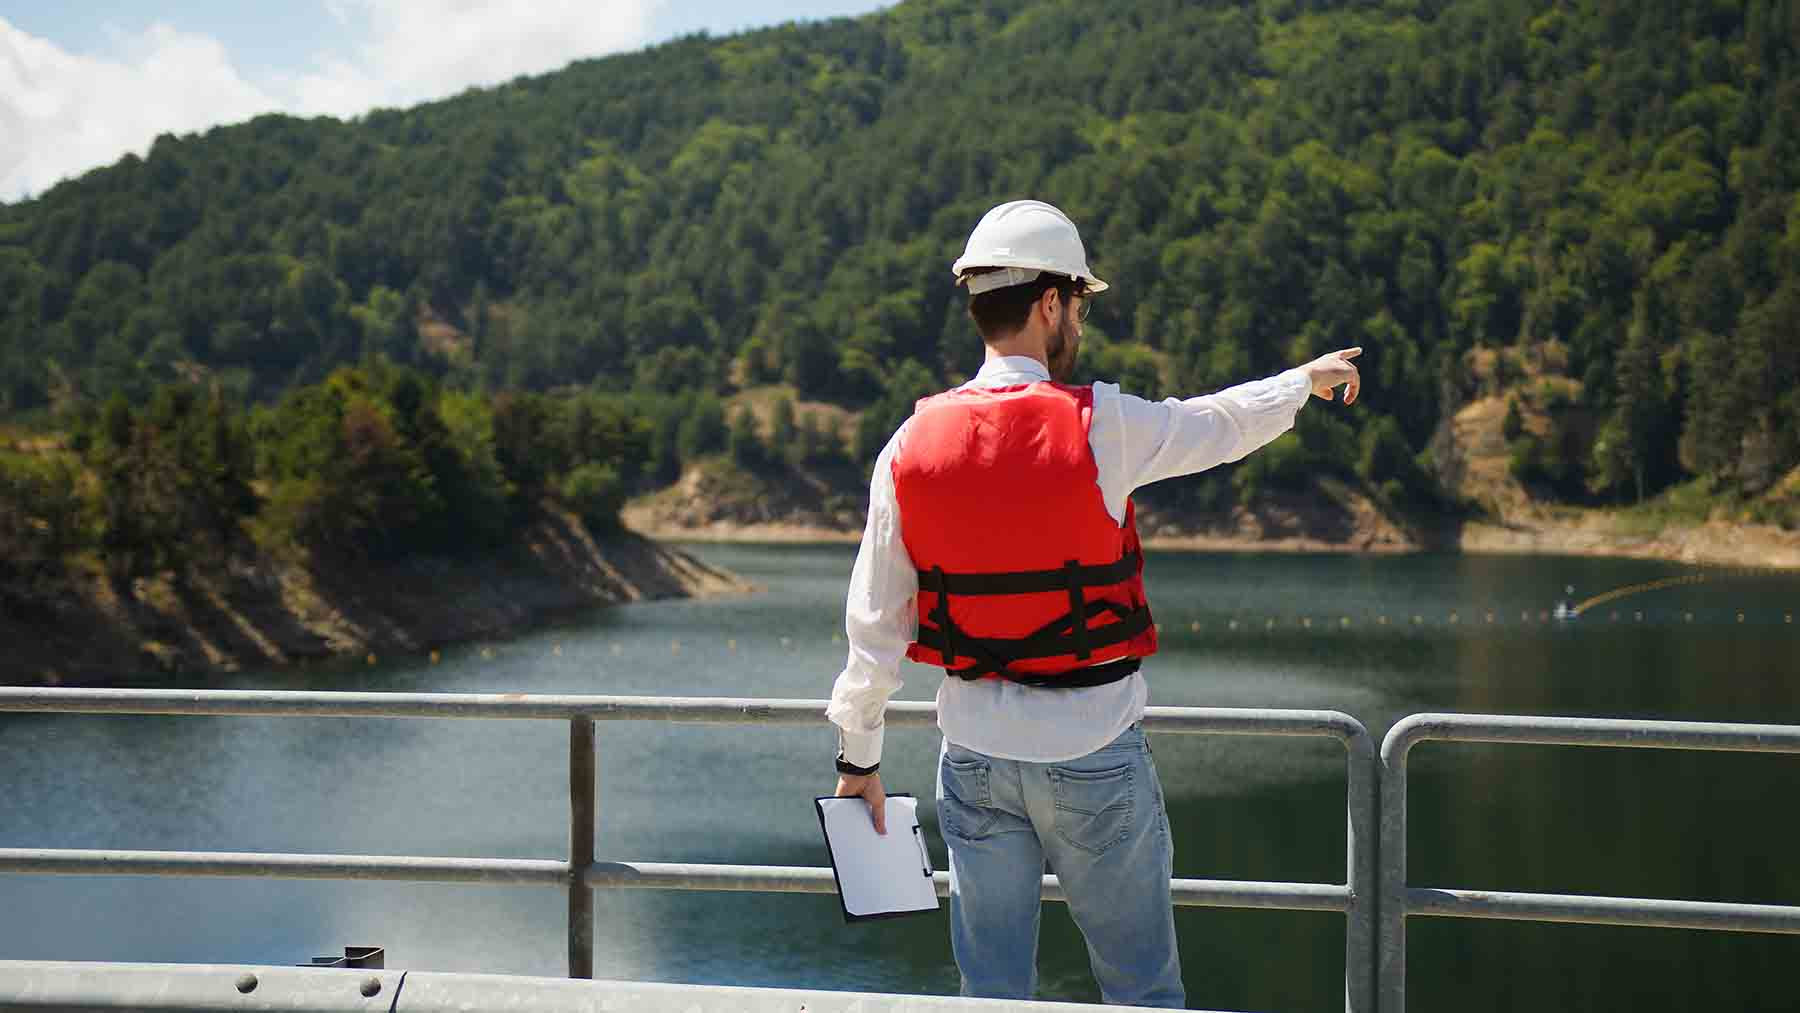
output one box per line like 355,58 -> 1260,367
835,754 -> 880,776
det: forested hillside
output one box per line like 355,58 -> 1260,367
3,0 -> 1798,559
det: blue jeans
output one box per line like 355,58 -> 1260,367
936,725 -> 1184,1008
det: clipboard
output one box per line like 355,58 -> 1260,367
814,793 -> 940,922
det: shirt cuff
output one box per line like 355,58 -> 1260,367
837,724 -> 885,769
1277,368 -> 1312,405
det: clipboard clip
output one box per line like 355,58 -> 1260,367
911,824 -> 932,877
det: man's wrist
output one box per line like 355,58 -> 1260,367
835,754 -> 880,776
835,724 -> 884,771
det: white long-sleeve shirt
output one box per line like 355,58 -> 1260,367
826,355 -> 1313,766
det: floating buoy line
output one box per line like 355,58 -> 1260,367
376,567 -> 1794,666
1567,574 -> 1711,618
416,609 -> 1792,663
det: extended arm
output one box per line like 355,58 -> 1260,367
1091,348 -> 1362,514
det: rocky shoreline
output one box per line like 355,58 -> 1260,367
627,512 -> 1800,570
619,411 -> 1800,571
1456,516 -> 1800,570
2,510 -> 751,687
17,503 -> 1784,689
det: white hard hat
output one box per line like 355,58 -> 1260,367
951,200 -> 1109,295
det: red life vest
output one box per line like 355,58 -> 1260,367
892,381 -> 1157,685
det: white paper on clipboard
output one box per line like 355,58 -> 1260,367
815,794 -> 939,921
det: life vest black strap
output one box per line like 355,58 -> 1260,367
955,656 -> 1141,689
916,600 -> 1153,674
1063,559 -> 1090,661
915,549 -> 1150,686
919,551 -> 1142,597
931,566 -> 955,669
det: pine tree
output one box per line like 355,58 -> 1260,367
1593,306 -> 1671,503
728,404 -> 764,469
770,394 -> 798,465
1502,399 -> 1525,442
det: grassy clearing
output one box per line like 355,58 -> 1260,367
1611,472 -> 1800,536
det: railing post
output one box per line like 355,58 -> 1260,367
1377,722 -> 1418,1013
1342,722 -> 1377,1013
568,717 -> 596,979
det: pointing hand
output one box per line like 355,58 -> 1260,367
1301,347 -> 1362,405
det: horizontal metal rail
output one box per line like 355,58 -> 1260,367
0,688 -> 935,724
0,687 -> 1361,738
0,688 -> 1376,1013
0,850 -> 1353,913
1408,887 -> 1800,934
0,849 -> 569,885
1379,712 -> 1800,1013
584,863 -> 1350,913
1385,712 -> 1800,753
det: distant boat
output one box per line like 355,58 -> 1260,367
1552,601 -> 1577,621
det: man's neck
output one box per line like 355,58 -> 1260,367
982,331 -> 1050,372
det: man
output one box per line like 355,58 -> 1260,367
826,199 -> 1361,1007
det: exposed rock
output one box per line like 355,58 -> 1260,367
0,510 -> 749,687
622,458 -> 866,541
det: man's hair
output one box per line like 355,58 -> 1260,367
967,270 -> 1082,340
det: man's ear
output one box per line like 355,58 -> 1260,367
1039,287 -> 1060,325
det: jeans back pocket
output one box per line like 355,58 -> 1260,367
1049,762 -> 1135,856
938,754 -> 996,841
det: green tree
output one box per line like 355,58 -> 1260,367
0,451 -> 90,586
728,403 -> 765,469
1357,415 -> 1432,506
1592,292 -> 1678,503
677,394 -> 728,464
491,392 -> 554,492
4,0 -> 1799,525
253,368 -> 440,558
769,393 -> 798,462
1502,399 -> 1525,442
86,387 -> 255,576
352,286 -> 414,364
560,462 -> 626,532
433,389 -> 516,546
797,411 -> 848,468
854,359 -> 938,465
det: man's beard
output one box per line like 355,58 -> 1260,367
1046,308 -> 1081,382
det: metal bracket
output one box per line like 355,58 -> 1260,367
299,946 -> 385,970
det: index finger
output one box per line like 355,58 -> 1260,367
1339,347 -> 1363,360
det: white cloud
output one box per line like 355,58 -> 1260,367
285,0 -> 666,118
1,18 -> 280,201
1,2 -> 665,202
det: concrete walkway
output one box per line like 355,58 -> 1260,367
0,961 -> 1234,1012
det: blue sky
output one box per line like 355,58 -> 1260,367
0,2 -> 892,202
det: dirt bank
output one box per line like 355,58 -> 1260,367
2,510 -> 750,687
1458,515 -> 1800,569
626,465 -> 1800,570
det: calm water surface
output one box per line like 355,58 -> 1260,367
4,546 -> 1798,1011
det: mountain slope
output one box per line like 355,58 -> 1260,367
1,0 -> 1796,527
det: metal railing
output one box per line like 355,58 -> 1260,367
0,688 -> 1377,1013
1377,713 -> 1800,1013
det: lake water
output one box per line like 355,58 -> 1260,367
3,545 -> 1798,1011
